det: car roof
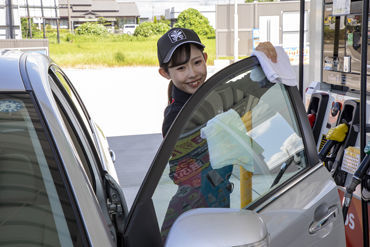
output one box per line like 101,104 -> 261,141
0,49 -> 51,92
0,50 -> 26,91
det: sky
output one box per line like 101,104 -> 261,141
118,0 -> 245,19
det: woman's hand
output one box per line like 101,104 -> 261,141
256,42 -> 277,63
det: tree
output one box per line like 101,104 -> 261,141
174,8 -> 215,37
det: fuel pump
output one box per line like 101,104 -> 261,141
343,142 -> 370,220
330,100 -> 360,186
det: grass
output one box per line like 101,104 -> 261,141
47,33 -> 216,68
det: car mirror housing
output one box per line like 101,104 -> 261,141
165,208 -> 269,247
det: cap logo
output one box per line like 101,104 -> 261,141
168,29 -> 186,43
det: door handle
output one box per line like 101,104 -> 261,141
309,205 -> 338,234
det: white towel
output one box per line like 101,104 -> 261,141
251,46 -> 297,86
200,109 -> 265,172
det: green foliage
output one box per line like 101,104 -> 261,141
174,8 -> 215,38
97,17 -> 107,25
134,22 -> 170,37
158,16 -> 170,26
65,33 -> 76,42
75,22 -> 108,36
114,51 -> 126,63
21,17 -> 41,38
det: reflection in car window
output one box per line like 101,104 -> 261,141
152,64 -> 307,241
54,94 -> 95,189
50,68 -> 95,149
0,94 -> 83,246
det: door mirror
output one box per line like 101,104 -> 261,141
165,208 -> 269,247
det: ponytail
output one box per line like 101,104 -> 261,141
167,81 -> 173,104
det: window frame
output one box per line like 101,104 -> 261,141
48,66 -> 105,179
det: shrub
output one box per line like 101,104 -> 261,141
134,22 -> 170,37
114,51 -> 125,63
174,8 -> 215,37
75,23 -> 108,36
65,33 -> 76,42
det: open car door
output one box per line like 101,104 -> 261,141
122,56 -> 346,246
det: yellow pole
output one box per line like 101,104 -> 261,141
240,167 -> 252,208
240,111 -> 253,208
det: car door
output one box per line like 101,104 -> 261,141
122,56 -> 345,246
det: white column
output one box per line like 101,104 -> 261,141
234,0 -> 238,62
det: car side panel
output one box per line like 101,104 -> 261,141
259,165 -> 346,247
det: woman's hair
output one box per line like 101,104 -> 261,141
161,43 -> 205,104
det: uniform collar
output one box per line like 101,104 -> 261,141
172,84 -> 192,105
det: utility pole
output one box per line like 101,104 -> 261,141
67,0 -> 72,32
40,0 -> 46,38
6,0 -> 15,39
234,0 -> 238,62
53,0 -> 60,43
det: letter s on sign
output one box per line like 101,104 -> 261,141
345,213 -> 355,230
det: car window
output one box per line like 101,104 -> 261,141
0,93 -> 84,246
151,64 -> 308,241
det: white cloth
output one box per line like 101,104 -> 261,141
200,109 -> 264,172
251,46 -> 297,86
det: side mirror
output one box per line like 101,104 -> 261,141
165,208 -> 269,247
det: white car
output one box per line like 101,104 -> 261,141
123,24 -> 138,35
0,50 -> 346,246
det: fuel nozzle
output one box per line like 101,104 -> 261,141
307,110 -> 316,128
342,142 -> 370,220
318,123 -> 349,161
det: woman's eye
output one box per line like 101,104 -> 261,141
195,60 -> 202,65
176,66 -> 185,71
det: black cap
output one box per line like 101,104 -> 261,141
157,28 -> 205,66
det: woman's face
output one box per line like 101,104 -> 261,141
160,45 -> 208,95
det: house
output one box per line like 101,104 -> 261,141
58,0 -> 139,30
